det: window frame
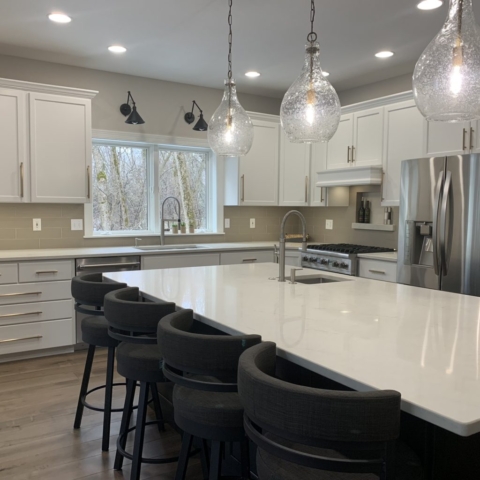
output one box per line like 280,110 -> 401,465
85,132 -> 224,238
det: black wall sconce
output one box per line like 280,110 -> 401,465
184,100 -> 208,131
120,91 -> 145,125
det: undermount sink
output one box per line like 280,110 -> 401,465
134,244 -> 207,251
288,274 -> 350,285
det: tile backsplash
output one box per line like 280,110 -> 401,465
0,189 -> 398,250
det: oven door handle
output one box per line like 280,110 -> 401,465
77,262 -> 141,270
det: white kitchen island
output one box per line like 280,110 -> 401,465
105,262 -> 480,439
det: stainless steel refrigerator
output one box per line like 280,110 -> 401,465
397,154 -> 480,296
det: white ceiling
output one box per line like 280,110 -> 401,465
0,0 -> 478,98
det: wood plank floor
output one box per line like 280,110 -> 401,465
0,349 -> 203,480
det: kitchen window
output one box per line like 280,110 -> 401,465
85,140 -> 221,237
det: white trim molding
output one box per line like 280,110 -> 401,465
341,91 -> 414,115
0,77 -> 98,99
316,166 -> 383,188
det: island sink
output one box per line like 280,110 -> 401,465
288,274 -> 350,285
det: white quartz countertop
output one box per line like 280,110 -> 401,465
0,242 -> 301,262
357,252 -> 398,262
105,263 -> 480,436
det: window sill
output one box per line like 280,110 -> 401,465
83,232 -> 226,240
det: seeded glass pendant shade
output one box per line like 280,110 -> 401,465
413,0 -> 480,122
208,0 -> 254,157
208,79 -> 254,156
281,41 -> 341,143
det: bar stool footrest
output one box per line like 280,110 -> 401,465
81,382 -> 137,413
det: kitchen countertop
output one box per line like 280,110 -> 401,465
106,263 -> 480,436
357,252 -> 398,262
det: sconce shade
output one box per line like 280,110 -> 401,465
193,113 -> 208,131
125,106 -> 145,125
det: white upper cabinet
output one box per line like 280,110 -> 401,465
278,130 -> 310,206
352,107 -> 384,167
326,114 -> 353,170
30,93 -> 92,204
0,89 -> 28,203
382,100 -> 425,206
425,121 -> 472,156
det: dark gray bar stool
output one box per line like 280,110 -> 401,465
104,287 -> 178,480
158,308 -> 262,480
71,273 -> 127,452
238,342 -> 423,480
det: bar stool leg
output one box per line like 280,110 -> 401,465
240,438 -> 250,479
114,378 -> 136,471
175,433 -> 193,480
209,441 -> 223,480
74,344 -> 95,429
130,381 -> 149,480
200,439 -> 210,480
150,382 -> 165,432
101,345 -> 115,451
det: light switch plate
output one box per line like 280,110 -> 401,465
33,218 -> 41,231
326,219 -> 333,230
250,218 -> 255,229
71,219 -> 83,231
224,218 -> 230,229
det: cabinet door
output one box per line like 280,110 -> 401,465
470,121 -> 480,153
30,93 -> 91,203
425,121 -> 470,156
353,107 -> 384,167
326,114 -> 353,170
310,142 -> 327,206
0,89 -> 28,203
383,100 -> 425,207
240,119 -> 279,206
279,130 -> 310,206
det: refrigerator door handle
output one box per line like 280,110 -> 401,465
433,171 -> 444,276
440,170 -> 453,276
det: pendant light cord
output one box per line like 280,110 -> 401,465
307,0 -> 317,44
457,0 -> 463,37
228,0 -> 233,81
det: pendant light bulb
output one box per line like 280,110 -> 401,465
281,1 -> 341,143
413,0 -> 480,122
208,0 -> 254,157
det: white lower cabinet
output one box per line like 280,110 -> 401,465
0,260 -> 75,359
284,251 -> 302,267
220,250 -> 274,265
142,253 -> 220,270
358,258 -> 397,283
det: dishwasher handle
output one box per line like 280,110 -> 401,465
77,261 -> 141,270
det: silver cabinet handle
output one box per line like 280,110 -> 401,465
369,269 -> 386,275
87,165 -> 91,199
0,291 -> 42,298
0,311 -> 42,319
241,174 -> 245,202
471,127 -> 475,151
305,176 -> 308,203
351,145 -> 356,163
242,258 -> 257,263
381,170 -> 385,202
35,270 -> 58,275
347,146 -> 351,163
0,335 -> 42,344
77,262 -> 140,270
20,162 -> 24,198
463,128 -> 468,151
320,187 -> 324,203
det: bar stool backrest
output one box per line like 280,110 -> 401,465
71,273 -> 127,316
158,309 -> 261,391
104,287 -> 176,343
238,342 -> 402,477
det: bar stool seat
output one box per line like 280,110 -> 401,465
256,433 -> 423,480
81,316 -> 118,348
116,343 -> 165,384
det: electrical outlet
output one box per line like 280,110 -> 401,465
71,219 -> 83,231
326,219 -> 333,230
250,218 -> 256,229
224,218 -> 230,229
33,218 -> 41,231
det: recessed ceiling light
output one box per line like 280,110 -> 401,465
108,45 -> 127,54
245,71 -> 261,78
322,71 -> 330,77
417,0 -> 443,10
48,13 -> 71,23
375,51 -> 394,58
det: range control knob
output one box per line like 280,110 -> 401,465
320,259 -> 329,265
309,257 -> 318,263
332,261 -> 340,268
303,256 -> 309,261
340,262 -> 348,269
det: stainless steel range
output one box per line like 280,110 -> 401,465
301,244 -> 396,276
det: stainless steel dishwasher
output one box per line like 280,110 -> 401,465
74,256 -> 141,348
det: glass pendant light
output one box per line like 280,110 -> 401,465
208,0 -> 254,157
413,0 -> 480,122
280,0 -> 341,143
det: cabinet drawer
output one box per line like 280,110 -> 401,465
0,300 -> 73,327
0,318 -> 74,356
220,250 -> 274,265
358,259 -> 397,283
0,281 -> 72,305
0,263 -> 18,284
19,260 -> 74,283
142,253 -> 220,270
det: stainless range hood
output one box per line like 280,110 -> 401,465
316,166 -> 383,188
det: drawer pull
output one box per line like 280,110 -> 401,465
77,262 -> 140,270
0,291 -> 42,298
369,269 -> 386,275
35,270 -> 58,275
0,311 -> 42,319
0,335 -> 43,344
242,258 -> 257,263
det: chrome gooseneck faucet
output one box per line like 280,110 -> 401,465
278,210 -> 308,282
160,196 -> 181,246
